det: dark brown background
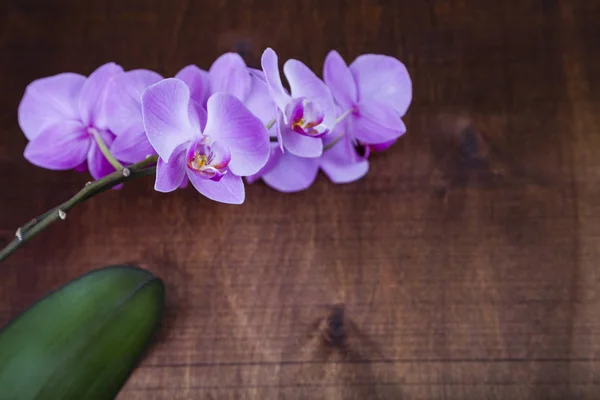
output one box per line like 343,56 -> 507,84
1,1 -> 599,399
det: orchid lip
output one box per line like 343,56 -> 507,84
293,125 -> 329,138
186,135 -> 230,181
286,97 -> 328,138
287,99 -> 304,124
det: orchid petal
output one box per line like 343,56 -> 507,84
188,99 -> 208,133
323,50 -> 357,110
249,68 -> 266,81
261,48 -> 290,112
320,136 -> 369,184
79,62 -> 124,128
141,78 -> 196,161
280,123 -> 323,158
283,59 -> 336,124
208,53 -> 252,101
175,65 -> 210,105
208,140 -> 232,169
18,73 -> 85,141
203,93 -> 269,176
75,162 -> 88,173
350,101 -> 406,144
88,131 -> 116,180
24,121 -> 89,170
105,69 -> 163,136
275,110 -> 284,150
155,146 -> 187,193
179,177 -> 190,189
111,127 -> 156,164
262,151 -> 320,193
246,143 -> 282,184
187,169 -> 245,204
244,73 -> 277,125
370,139 -> 397,152
350,54 -> 412,116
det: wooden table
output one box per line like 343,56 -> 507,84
1,1 -> 599,399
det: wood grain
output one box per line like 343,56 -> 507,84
1,1 -> 600,399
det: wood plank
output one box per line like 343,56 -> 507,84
1,1 -> 599,399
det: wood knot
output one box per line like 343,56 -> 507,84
431,115 -> 490,170
317,303 -> 351,356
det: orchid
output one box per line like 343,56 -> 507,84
323,50 -> 412,147
104,65 -> 210,165
142,78 -> 269,204
247,124 -> 369,193
19,63 -> 124,179
104,69 -> 162,164
208,53 -> 276,128
105,55 -> 273,167
261,48 -> 336,158
3,48 -> 412,262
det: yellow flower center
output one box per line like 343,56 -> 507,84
292,118 -> 305,130
189,153 -> 208,171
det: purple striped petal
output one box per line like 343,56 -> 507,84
155,146 -> 187,193
320,135 -> 369,184
262,151 -> 320,193
203,93 -> 269,176
275,111 -> 284,151
179,177 -> 190,189
187,168 -> 245,204
261,48 -> 290,112
323,50 -> 357,110
79,62 -> 124,129
188,99 -> 208,133
141,78 -> 196,161
18,73 -> 85,141
245,143 -> 283,184
111,127 -> 156,164
176,65 -> 210,106
244,73 -> 277,125
370,139 -> 397,152
280,123 -> 323,157
283,59 -> 336,125
24,121 -> 89,170
105,69 -> 163,136
249,68 -> 266,81
350,54 -> 412,116
75,161 -> 89,173
350,101 -> 406,144
209,53 -> 252,101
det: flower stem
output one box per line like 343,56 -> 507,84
265,119 -> 276,130
334,108 -> 353,126
323,131 -> 346,151
320,109 -> 352,151
0,156 -> 158,264
91,129 -> 124,171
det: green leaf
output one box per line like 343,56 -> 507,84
0,265 -> 165,400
